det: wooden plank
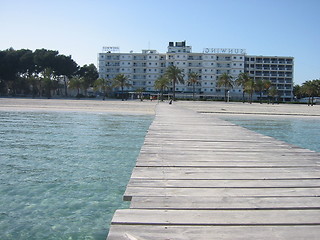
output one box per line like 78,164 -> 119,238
130,196 -> 320,210
127,179 -> 320,188
124,187 -> 320,200
111,209 -> 320,225
135,160 -> 319,167
107,225 -> 320,240
129,167 -> 320,180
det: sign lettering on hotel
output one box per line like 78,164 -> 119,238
203,48 -> 246,54
103,46 -> 120,52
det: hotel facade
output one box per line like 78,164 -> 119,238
98,41 -> 294,101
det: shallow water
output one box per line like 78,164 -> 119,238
0,111 -> 153,240
222,116 -> 320,152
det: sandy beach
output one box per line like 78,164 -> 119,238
0,98 -> 320,117
177,101 -> 320,118
0,98 -> 158,115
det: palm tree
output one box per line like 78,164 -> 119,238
68,76 -> 83,98
165,65 -> 184,101
28,75 -> 39,98
268,86 -> 278,104
113,74 -> 131,101
244,78 -> 255,104
217,72 -> 233,102
293,84 -> 303,100
94,77 -> 112,100
41,68 -> 56,98
255,79 -> 272,104
236,72 -> 251,103
187,72 -> 200,100
154,76 -> 170,101
301,80 -> 317,106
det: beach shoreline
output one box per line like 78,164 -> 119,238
0,98 -> 158,115
177,101 -> 320,118
1,98 -> 320,117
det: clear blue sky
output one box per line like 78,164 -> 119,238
1,0 -> 320,85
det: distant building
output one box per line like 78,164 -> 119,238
98,41 -> 294,101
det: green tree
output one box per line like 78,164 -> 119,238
165,65 -> 184,101
41,68 -> 57,98
293,84 -> 303,100
0,48 -> 82,96
255,79 -> 272,104
0,48 -> 22,95
244,78 -> 255,104
187,72 -> 200,100
268,86 -> 278,104
154,76 -> 170,101
301,80 -> 320,106
78,64 -> 99,96
93,78 -> 112,100
54,55 -> 79,96
34,49 -> 59,73
28,75 -> 40,98
236,72 -> 251,103
68,76 -> 83,97
217,72 -> 233,102
113,74 -> 131,101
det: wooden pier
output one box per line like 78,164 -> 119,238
107,103 -> 320,240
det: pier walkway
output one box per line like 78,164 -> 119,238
107,103 -> 320,240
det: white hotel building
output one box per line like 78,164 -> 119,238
98,41 -> 294,101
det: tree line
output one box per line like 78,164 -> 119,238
294,79 -> 320,106
154,67 -> 280,104
154,66 -> 320,105
1,49 -> 319,104
101,66 -> 320,105
0,48 -> 98,98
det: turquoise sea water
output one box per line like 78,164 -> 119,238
223,116 -> 320,153
0,111 -> 153,240
1,111 -> 319,240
